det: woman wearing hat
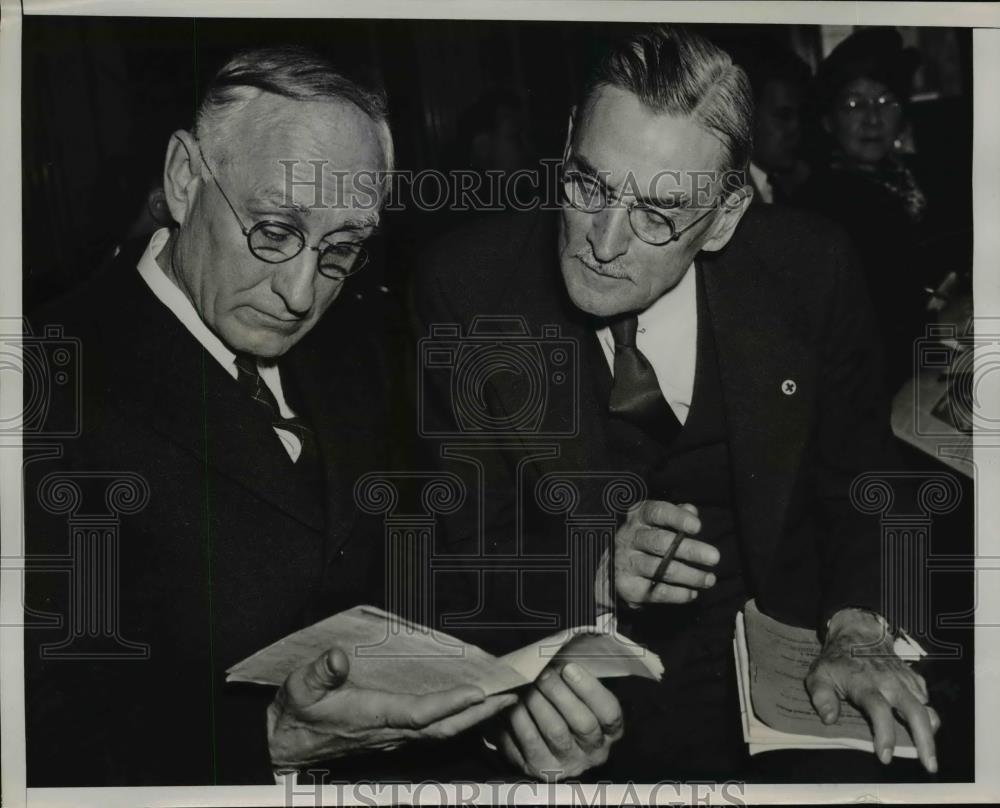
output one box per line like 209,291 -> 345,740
795,27 -> 932,394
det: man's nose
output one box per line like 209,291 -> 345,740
271,251 -> 317,315
587,204 -> 632,263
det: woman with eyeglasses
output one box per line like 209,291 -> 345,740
794,27 -> 932,394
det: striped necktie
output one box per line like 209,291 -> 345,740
233,354 -> 316,464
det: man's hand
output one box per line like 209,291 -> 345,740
497,662 -> 623,781
615,500 -> 719,608
805,608 -> 941,773
267,647 -> 517,768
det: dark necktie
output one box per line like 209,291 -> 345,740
608,315 -> 682,445
234,354 -> 317,465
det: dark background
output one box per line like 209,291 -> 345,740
21,17 -> 972,308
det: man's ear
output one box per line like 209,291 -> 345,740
562,107 -> 576,163
162,130 -> 202,227
701,184 -> 753,253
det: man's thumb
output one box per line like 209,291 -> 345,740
298,647 -> 350,700
806,673 -> 841,725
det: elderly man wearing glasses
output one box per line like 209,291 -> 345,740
24,46 -> 513,787
414,25 -> 939,782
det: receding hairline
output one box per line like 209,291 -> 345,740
193,44 -> 395,177
576,26 -> 754,174
197,88 -> 393,172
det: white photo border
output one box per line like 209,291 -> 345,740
3,2 -> 999,806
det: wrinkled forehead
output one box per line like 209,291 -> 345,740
223,96 -> 387,219
573,86 -> 731,206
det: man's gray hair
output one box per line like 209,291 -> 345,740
580,25 -> 753,173
194,45 -> 394,172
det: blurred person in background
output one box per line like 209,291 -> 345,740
794,27 -> 931,393
455,87 -> 536,175
732,37 -> 813,204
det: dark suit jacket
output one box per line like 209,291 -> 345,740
411,205 -> 901,654
23,238 -> 415,785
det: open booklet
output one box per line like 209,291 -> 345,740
227,605 -> 663,696
734,599 -> 918,758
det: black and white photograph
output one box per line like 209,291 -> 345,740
1,1 -> 997,805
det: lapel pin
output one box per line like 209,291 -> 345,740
781,379 -> 797,396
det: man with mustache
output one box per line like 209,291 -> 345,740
414,25 -> 938,781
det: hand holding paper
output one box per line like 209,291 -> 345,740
227,606 -> 663,769
267,645 -> 517,768
498,662 -> 624,781
735,600 -> 935,768
805,608 -> 940,773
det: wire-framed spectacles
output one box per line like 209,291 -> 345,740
835,93 -> 903,116
561,168 -> 718,246
196,142 -> 372,281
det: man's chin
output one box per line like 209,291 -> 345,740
561,264 -> 636,319
220,324 -> 300,359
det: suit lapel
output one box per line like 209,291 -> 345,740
101,257 -> 326,533
700,238 -> 816,585
281,337 -> 374,554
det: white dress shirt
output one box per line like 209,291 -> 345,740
135,227 -> 303,462
595,261 -> 698,424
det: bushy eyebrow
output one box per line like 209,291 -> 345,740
568,152 -> 692,209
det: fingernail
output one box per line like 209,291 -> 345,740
821,710 -> 834,724
690,590 -> 699,600
705,573 -> 716,587
928,755 -> 938,773
684,517 -> 699,532
562,663 -> 582,683
879,748 -> 892,765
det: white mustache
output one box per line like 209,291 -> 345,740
573,249 -> 630,279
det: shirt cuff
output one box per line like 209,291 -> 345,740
825,608 -> 927,661
273,767 -> 299,786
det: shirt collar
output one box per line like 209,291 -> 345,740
596,260 -> 697,348
748,162 -> 774,204
636,259 -> 696,331
135,227 -> 239,380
